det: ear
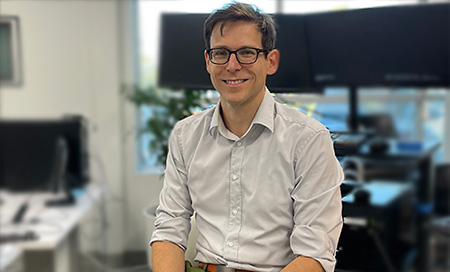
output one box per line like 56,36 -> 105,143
266,49 -> 279,75
205,50 -> 211,74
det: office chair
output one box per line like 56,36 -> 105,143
342,156 -> 365,182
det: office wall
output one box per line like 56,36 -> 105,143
0,0 -> 127,256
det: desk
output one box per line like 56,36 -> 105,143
0,245 -> 23,271
338,138 -> 440,272
339,182 -> 415,272
0,185 -> 102,272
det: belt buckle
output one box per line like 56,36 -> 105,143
215,265 -> 236,272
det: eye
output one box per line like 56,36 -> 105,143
213,49 -> 228,57
238,49 -> 256,56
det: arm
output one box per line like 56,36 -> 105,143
290,130 -> 344,272
152,241 -> 185,272
151,124 -> 193,269
282,256 -> 324,272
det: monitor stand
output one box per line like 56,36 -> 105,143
45,136 -> 76,206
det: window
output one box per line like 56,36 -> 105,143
0,16 -> 22,85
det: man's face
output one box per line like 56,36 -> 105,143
205,21 -> 279,107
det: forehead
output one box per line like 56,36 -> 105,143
210,21 -> 262,47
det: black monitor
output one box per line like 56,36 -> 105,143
0,117 -> 89,192
305,3 -> 450,88
266,14 -> 315,92
158,13 -> 321,93
158,13 -> 211,90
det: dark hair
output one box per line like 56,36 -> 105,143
203,2 -> 276,51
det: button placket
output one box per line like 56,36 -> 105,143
224,140 -> 245,260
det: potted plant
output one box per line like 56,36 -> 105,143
124,85 -> 210,168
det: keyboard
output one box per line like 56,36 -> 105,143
332,133 -> 367,151
0,231 -> 38,244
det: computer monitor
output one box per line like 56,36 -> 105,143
0,117 -> 89,192
306,3 -> 450,87
158,13 -> 321,93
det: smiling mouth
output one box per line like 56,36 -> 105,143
223,79 -> 248,85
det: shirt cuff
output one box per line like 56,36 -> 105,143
150,214 -> 191,250
290,225 -> 338,272
150,239 -> 186,251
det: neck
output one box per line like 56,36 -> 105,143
220,91 -> 265,138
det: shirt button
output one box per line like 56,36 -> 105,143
236,141 -> 242,147
232,175 -> 237,180
228,242 -> 234,247
232,210 -> 238,215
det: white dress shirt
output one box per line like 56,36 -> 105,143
151,88 -> 344,272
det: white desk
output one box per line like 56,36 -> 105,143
0,185 -> 102,272
0,245 -> 23,271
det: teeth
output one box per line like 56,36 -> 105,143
226,79 -> 245,85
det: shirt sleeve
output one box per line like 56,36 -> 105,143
150,124 -> 194,250
290,130 -> 344,272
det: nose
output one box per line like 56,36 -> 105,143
226,53 -> 242,73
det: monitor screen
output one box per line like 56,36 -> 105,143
305,3 -> 450,87
266,15 -> 316,92
0,118 -> 89,192
158,13 -> 211,90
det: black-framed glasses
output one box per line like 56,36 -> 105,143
206,47 -> 270,65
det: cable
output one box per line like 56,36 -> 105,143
89,150 -> 123,202
100,180 -> 109,272
79,144 -> 112,271
369,227 -> 397,272
84,127 -> 151,272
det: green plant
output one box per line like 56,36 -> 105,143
124,85 -> 210,167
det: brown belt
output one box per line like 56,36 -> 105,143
200,263 -> 252,272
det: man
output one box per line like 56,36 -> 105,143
151,3 -> 343,272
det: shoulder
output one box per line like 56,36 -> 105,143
273,101 -> 333,164
274,101 -> 328,135
172,106 -> 215,136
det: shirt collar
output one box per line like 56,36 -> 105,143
209,87 -> 275,136
252,87 -> 275,134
